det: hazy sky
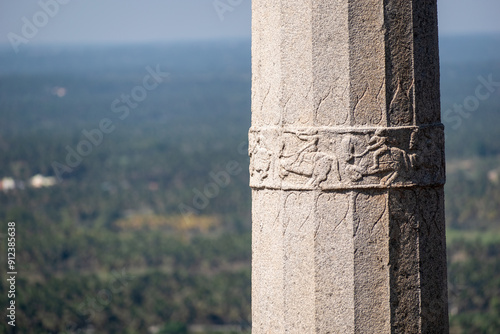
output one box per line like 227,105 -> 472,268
0,0 -> 499,46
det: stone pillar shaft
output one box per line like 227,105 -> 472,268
250,0 -> 448,333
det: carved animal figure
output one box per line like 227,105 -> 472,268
279,139 -> 316,178
374,146 -> 412,186
279,137 -> 340,187
354,129 -> 418,185
306,152 -> 340,187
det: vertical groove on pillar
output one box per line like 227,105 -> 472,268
348,0 -> 386,127
251,189 -> 285,332
283,191 -> 315,333
418,187 -> 449,333
411,0 -> 441,125
281,0 -> 313,127
251,0 -> 282,128
353,190 -> 391,332
315,190 -> 354,332
388,189 -> 421,333
312,0 -> 350,127
383,0 -> 415,127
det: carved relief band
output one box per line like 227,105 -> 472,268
249,124 -> 445,190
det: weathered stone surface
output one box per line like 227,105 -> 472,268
249,125 -> 445,190
251,0 -> 448,333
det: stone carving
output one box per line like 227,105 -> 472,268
284,192 -> 313,236
249,125 -> 444,190
279,130 -> 340,188
315,85 -> 349,126
253,190 -> 281,233
249,133 -> 272,183
354,191 -> 388,239
389,80 -> 414,126
315,192 -> 350,239
352,128 -> 417,186
283,83 -> 313,126
352,81 -> 385,126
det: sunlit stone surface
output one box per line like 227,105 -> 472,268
250,0 -> 448,332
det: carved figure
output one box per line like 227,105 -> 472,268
376,147 -> 411,185
308,151 -> 340,187
249,134 -> 272,182
279,132 -> 340,187
339,135 -> 364,182
250,128 -> 428,188
355,129 -> 418,186
355,128 -> 389,173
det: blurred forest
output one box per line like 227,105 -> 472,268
0,36 -> 499,333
